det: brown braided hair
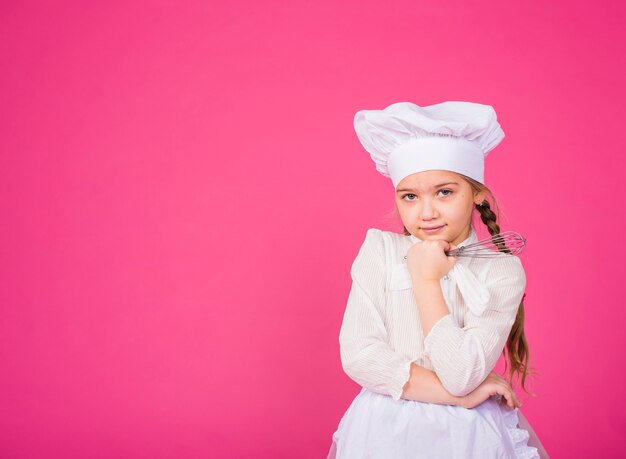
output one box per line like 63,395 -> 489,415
396,174 -> 538,396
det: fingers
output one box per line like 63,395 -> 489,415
423,239 -> 449,250
489,373 -> 522,409
499,387 -> 522,409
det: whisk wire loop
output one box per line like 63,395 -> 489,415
445,231 -> 526,258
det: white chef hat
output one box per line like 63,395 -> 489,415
353,101 -> 505,188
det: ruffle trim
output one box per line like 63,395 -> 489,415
501,407 -> 540,459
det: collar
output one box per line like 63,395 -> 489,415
405,225 -> 490,316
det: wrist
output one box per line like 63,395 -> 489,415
412,278 -> 442,291
415,278 -> 441,284
455,395 -> 468,409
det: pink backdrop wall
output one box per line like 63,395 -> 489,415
2,1 -> 624,457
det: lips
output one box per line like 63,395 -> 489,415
421,224 -> 446,234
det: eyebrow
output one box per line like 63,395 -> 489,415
396,182 -> 459,193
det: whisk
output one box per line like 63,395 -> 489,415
445,231 -> 527,258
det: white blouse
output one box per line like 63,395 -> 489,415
338,225 -> 527,401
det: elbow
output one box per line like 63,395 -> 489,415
338,341 -> 384,390
442,378 -> 479,397
339,343 -> 360,380
340,353 -> 355,378
339,340 -> 373,381
339,335 -> 374,379
438,371 -> 470,397
430,333 -> 487,397
435,358 -> 486,397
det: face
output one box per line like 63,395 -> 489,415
395,170 -> 486,245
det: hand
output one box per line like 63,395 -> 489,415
406,239 -> 458,282
460,371 -> 522,410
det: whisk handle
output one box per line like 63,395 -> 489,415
445,246 -> 465,257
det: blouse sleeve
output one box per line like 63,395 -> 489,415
339,228 -> 414,401
422,255 -> 527,397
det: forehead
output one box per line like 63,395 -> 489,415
396,170 -> 464,190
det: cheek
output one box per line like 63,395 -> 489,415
399,206 -> 415,220
397,204 -> 419,223
447,202 -> 473,222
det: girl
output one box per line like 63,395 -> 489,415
327,101 -> 549,458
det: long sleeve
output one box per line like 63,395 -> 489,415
339,228 -> 414,401
422,255 -> 527,397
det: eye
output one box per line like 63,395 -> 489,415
438,189 -> 453,197
402,193 -> 417,201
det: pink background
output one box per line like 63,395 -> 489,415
1,1 -> 625,458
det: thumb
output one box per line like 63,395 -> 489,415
446,243 -> 459,265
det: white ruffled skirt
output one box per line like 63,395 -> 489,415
327,387 -> 547,459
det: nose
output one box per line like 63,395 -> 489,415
420,198 -> 438,220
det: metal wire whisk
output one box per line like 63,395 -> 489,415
445,231 -> 527,258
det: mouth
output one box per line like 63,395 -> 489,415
421,224 -> 446,234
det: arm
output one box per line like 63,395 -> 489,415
413,279 -> 449,337
339,229 -> 465,406
414,256 -> 527,397
339,229 -> 412,401
401,362 -> 466,406
339,275 -> 413,401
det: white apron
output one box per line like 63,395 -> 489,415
327,387 -> 548,459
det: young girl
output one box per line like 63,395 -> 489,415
327,101 -> 549,458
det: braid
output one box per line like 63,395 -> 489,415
476,200 -> 510,254
476,197 -> 536,396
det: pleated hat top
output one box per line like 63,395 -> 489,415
353,101 -> 506,188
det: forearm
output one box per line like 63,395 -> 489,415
412,279 -> 483,396
413,279 -> 449,337
400,362 -> 466,407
